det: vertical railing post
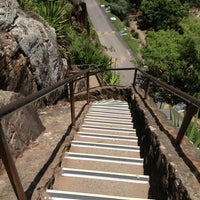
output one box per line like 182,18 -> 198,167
0,122 -> 26,200
133,68 -> 137,87
69,81 -> 75,126
144,79 -> 150,99
86,71 -> 90,104
176,104 -> 198,144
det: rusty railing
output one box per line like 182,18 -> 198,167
0,67 -> 200,199
0,69 -> 90,200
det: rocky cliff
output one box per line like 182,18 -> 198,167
0,0 -> 69,172
0,0 -> 68,103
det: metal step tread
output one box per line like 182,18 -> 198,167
93,100 -> 128,104
69,145 -> 141,158
90,106 -> 130,111
85,115 -> 133,123
46,190 -> 150,200
86,113 -> 132,120
84,119 -> 133,127
81,124 -> 136,132
71,141 -> 140,152
62,168 -> 149,184
66,152 -> 143,165
78,131 -> 138,141
88,109 -> 132,115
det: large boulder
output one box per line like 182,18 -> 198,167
0,0 -> 68,104
0,90 -> 45,172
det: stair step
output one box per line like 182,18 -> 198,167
74,135 -> 138,146
81,124 -> 136,133
46,190 -> 149,200
88,109 -> 131,116
85,115 -> 133,123
61,168 -> 149,184
93,99 -> 127,105
71,141 -> 140,152
53,172 -> 149,198
69,145 -> 141,158
78,131 -> 138,141
90,105 -> 129,111
66,152 -> 143,165
84,119 -> 133,127
62,157 -> 144,174
86,113 -> 132,120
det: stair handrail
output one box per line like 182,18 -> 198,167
99,67 -> 200,144
0,69 -> 90,200
1,66 -> 200,200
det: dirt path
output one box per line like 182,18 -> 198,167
130,20 -> 146,44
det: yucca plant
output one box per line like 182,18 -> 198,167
18,0 -> 36,9
186,109 -> 200,147
36,0 -> 67,37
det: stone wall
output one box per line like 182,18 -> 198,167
129,87 -> 200,200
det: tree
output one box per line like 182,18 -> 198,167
179,17 -> 200,96
109,0 -> 130,20
141,20 -> 200,97
139,0 -> 189,31
141,29 -> 183,85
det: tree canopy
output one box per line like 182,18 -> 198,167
140,0 -> 189,31
141,17 -> 200,97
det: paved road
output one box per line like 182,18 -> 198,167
84,0 -> 135,86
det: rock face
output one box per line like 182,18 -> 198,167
0,90 -> 45,172
0,0 -> 69,173
0,0 -> 68,103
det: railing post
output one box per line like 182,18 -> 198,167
86,71 -> 90,104
69,81 -> 75,126
0,122 -> 26,200
144,79 -> 150,99
176,104 -> 198,144
133,68 -> 137,87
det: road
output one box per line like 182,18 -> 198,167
84,0 -> 135,86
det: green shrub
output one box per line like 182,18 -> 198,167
124,18 -> 130,27
131,29 -> 139,39
186,109 -> 200,147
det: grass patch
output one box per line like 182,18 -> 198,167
123,35 -> 139,56
107,13 -> 124,31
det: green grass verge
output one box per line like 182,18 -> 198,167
123,35 -> 139,56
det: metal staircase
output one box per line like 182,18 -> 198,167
46,99 -> 150,199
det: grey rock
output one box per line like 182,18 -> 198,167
0,90 -> 45,171
0,0 -> 18,30
0,0 -> 68,103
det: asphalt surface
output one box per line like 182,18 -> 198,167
85,0 -> 135,86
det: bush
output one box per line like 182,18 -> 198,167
110,0 -> 129,21
131,29 -> 139,39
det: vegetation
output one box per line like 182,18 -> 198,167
186,109 -> 200,147
139,0 -> 189,31
18,0 -> 119,84
107,0 -> 130,21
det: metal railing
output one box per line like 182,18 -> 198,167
0,67 -> 200,199
0,69 -> 90,200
